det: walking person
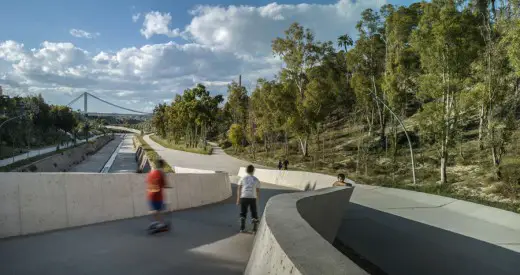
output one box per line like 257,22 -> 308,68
236,165 -> 261,233
283,159 -> 289,170
278,160 -> 283,170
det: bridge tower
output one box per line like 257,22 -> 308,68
83,92 -> 88,114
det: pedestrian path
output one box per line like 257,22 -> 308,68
143,134 -> 265,175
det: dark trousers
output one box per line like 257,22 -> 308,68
240,198 -> 258,230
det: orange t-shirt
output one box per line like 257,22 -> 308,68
147,169 -> 165,201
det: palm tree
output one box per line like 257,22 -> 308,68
337,34 -> 353,52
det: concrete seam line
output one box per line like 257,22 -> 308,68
64,177 -> 69,227
131,180 -> 135,217
17,182 -> 22,235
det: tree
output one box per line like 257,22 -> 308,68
411,0 -> 482,184
272,22 -> 335,157
337,34 -> 353,52
382,3 -> 422,158
228,123 -> 244,153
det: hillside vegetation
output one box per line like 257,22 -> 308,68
152,1 -> 520,212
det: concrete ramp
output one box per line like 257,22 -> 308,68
0,183 -> 295,275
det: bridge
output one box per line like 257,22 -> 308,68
1,126 -> 520,274
66,92 -> 152,119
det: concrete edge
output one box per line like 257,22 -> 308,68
245,187 -> 367,275
240,167 -> 520,231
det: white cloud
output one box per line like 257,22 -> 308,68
69,29 -> 100,39
181,0 -> 384,55
132,13 -> 141,22
0,0 -> 384,112
140,11 -> 180,39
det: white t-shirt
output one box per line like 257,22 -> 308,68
238,175 -> 260,198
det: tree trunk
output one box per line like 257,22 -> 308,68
284,130 -> 288,157
478,103 -> 486,150
440,142 -> 448,184
392,122 -> 398,162
298,136 -> 308,157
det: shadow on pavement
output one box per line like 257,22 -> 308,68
336,203 -> 520,275
0,183 -> 295,275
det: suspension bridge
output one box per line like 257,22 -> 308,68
66,92 -> 152,118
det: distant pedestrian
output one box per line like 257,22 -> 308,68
278,160 -> 283,170
237,165 -> 261,233
333,173 -> 353,187
283,159 -> 289,170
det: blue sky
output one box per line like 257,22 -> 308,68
0,0 -> 419,113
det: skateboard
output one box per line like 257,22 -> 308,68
147,221 -> 172,235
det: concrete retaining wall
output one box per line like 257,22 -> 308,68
238,167 -> 356,191
133,136 -> 152,173
14,136 -> 114,173
174,166 -> 216,174
245,187 -> 367,275
0,172 -> 232,239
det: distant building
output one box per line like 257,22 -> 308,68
0,85 -> 3,96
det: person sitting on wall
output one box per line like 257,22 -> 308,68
333,173 -> 353,187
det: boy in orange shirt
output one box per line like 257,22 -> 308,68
147,159 -> 170,231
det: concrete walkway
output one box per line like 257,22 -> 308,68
340,187 -> 520,275
142,132 -> 520,274
0,183 -> 295,275
5,126 -> 518,274
143,134 -> 265,175
0,135 -> 101,168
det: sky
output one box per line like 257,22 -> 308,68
0,0 -> 418,114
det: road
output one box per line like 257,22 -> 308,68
0,183 -> 295,275
0,135 -> 102,168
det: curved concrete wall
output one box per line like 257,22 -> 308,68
238,167 -> 356,191
0,172 -> 232,239
245,187 -> 367,275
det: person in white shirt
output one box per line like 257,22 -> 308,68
236,165 -> 261,233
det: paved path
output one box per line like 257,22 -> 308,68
339,188 -> 520,275
143,131 -> 520,274
143,134 -> 264,175
0,135 -> 101,168
68,135 -> 124,172
109,134 -> 138,173
5,126 -> 519,274
0,183 -> 295,275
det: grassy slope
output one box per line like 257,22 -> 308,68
150,134 -> 213,155
225,116 -> 520,214
135,135 -> 173,173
